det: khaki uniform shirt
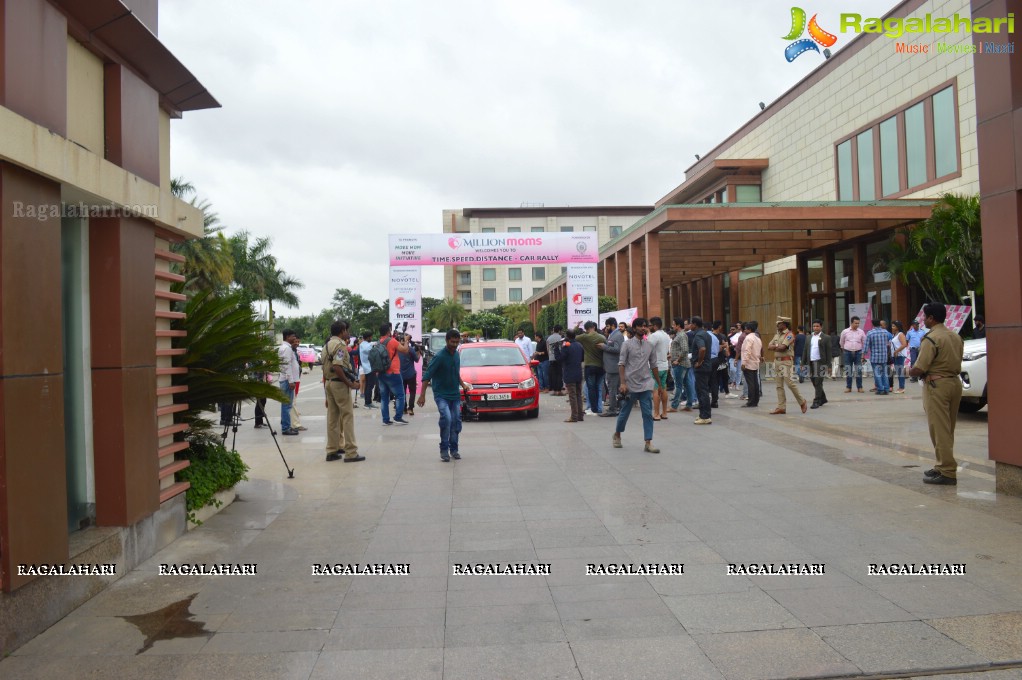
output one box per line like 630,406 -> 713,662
321,336 -> 349,381
771,330 -> 795,360
912,323 -> 963,379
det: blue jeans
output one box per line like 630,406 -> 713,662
615,390 -> 654,441
584,366 -> 605,414
893,359 -> 906,390
379,373 -> 405,423
279,380 -> 294,431
872,362 -> 890,393
670,366 -> 693,409
794,356 -> 803,380
434,396 -> 462,456
538,361 -> 549,390
844,350 -> 863,389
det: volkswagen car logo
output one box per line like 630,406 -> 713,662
492,382 -> 500,389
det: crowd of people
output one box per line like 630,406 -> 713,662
264,303 -> 965,486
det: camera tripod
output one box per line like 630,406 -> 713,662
221,401 -> 295,478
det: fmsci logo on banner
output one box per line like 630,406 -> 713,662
566,263 -> 599,330
389,266 -> 422,341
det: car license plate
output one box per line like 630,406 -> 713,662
486,393 -> 511,401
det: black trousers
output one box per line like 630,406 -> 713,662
363,373 -> 378,406
254,398 -> 268,425
810,360 -> 828,404
743,368 -> 760,406
549,361 -> 563,392
695,368 -> 713,419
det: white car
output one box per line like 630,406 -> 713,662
958,338 -> 987,413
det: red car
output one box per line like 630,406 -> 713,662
459,341 -> 539,418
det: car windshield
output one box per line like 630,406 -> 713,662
459,347 -> 525,367
429,336 -> 447,352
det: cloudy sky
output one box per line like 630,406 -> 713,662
160,0 -> 899,317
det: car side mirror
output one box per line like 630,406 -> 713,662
529,359 -> 540,366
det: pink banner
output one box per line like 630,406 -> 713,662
914,304 -> 971,334
390,233 -> 599,266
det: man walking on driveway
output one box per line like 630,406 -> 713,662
378,322 -> 411,426
768,316 -> 808,414
613,318 -> 660,453
323,320 -> 364,462
418,329 -> 473,462
803,320 -> 832,409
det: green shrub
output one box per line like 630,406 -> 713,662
176,431 -> 249,524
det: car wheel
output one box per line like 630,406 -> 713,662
527,408 -> 539,419
958,400 -> 986,413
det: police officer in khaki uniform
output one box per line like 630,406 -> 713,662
768,316 -> 807,414
323,320 -> 364,463
909,302 -> 964,485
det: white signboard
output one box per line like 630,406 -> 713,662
389,232 -> 598,266
388,266 -> 422,342
566,264 -> 599,330
600,308 -> 638,327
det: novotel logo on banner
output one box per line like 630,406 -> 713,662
448,236 -> 544,249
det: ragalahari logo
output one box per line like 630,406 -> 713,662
783,7 -> 837,62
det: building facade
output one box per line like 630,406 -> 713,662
443,207 -> 650,312
0,0 -> 216,652
528,0 -> 1022,493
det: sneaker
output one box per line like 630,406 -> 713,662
924,468 -> 941,478
394,418 -> 408,425
296,425 -> 308,431
612,434 -> 622,449
725,394 -> 739,399
282,429 -> 300,436
451,452 -> 461,460
694,418 -> 712,425
644,442 -> 660,454
440,455 -> 450,462
342,455 -> 366,463
382,421 -> 392,426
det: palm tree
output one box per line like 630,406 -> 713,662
170,177 -> 233,293
262,267 -> 303,328
426,297 -> 468,330
877,192 -> 983,301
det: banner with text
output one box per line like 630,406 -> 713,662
389,266 -> 422,342
566,264 -> 599,330
914,304 -> 972,334
389,232 -> 599,266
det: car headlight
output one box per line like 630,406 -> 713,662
962,351 -> 986,362
518,377 -> 536,389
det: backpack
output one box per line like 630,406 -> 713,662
368,339 -> 392,374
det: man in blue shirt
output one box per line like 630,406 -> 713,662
864,324 -> 894,395
358,331 -> 378,408
418,329 -> 473,462
905,320 -> 928,382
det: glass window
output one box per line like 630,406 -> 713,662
738,264 -> 764,281
560,226 -> 573,232
735,185 -> 761,202
532,267 -> 545,280
483,288 -> 497,302
609,226 -> 622,238
561,266 -> 567,275
459,291 -> 472,305
933,87 -> 958,178
531,226 -> 545,232
879,117 -> 900,196
509,288 -> 523,302
905,101 -> 927,188
457,272 -> 471,286
509,268 -> 522,281
533,287 -> 544,296
837,140 -> 853,201
481,227 -> 495,233
583,226 -> 596,232
482,268 -> 496,281
508,227 -> 521,233
857,129 -> 875,201
834,248 -> 854,290
807,256 -> 826,293
719,189 -> 729,204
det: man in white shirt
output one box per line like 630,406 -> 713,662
514,329 -> 535,359
802,320 -> 833,409
277,329 -> 301,435
647,317 -> 671,420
